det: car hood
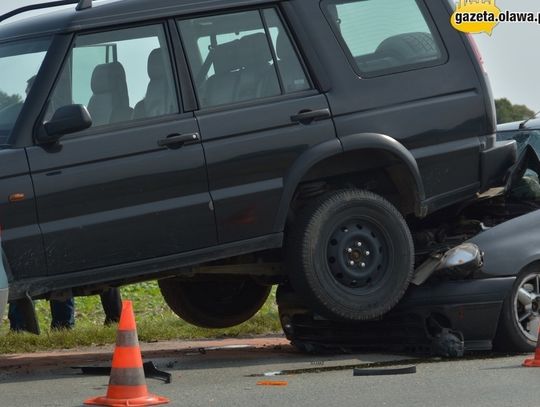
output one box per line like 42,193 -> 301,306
469,208 -> 540,278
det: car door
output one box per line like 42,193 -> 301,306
26,23 -> 216,275
178,7 -> 336,243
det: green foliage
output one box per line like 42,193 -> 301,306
0,90 -> 22,110
0,282 -> 281,354
495,98 -> 535,124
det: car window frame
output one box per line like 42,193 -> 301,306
320,0 -> 449,79
176,6 -> 318,114
34,19 -> 192,142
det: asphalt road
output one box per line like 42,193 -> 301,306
1,338 -> 539,407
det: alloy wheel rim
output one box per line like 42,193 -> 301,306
514,273 -> 540,342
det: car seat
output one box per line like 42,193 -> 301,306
134,48 -> 176,119
87,62 -> 132,126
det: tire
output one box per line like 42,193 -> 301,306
376,32 -> 438,63
494,270 -> 540,352
158,276 -> 271,329
286,189 -> 414,322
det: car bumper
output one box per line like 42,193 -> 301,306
280,277 -> 515,353
480,138 -> 516,190
395,277 -> 514,350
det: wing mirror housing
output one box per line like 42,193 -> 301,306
38,104 -> 92,143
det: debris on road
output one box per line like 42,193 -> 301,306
353,365 -> 417,377
75,361 -> 172,384
256,381 -> 289,387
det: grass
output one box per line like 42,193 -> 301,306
0,282 -> 281,354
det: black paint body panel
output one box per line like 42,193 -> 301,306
26,117 -> 216,275
0,0 -> 513,299
198,94 -> 334,243
0,149 -> 46,278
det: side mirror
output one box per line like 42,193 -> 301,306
39,105 -> 92,143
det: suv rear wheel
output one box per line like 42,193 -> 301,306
158,276 -> 271,329
286,189 -> 414,321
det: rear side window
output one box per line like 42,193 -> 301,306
323,0 -> 445,77
178,9 -> 311,109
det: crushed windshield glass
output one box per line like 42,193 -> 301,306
0,37 -> 51,145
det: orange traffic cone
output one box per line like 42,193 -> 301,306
85,301 -> 169,406
523,325 -> 540,367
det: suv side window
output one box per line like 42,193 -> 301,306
323,0 -> 445,77
178,9 -> 311,109
46,25 -> 179,128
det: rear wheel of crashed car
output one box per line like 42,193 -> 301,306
158,276 -> 271,329
286,189 -> 414,321
494,269 -> 540,352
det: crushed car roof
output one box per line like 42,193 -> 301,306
0,0 -> 270,43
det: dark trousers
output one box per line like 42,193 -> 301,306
8,298 -> 74,331
8,288 -> 122,331
100,288 -> 122,325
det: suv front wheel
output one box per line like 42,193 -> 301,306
158,276 -> 271,329
286,189 -> 414,321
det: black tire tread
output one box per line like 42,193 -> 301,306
159,276 -> 271,329
286,189 -> 414,322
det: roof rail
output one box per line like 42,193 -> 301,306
0,0 -> 92,24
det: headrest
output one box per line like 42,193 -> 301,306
238,33 -> 272,67
213,39 -> 242,74
212,33 -> 272,74
148,48 -> 165,80
91,62 -> 127,94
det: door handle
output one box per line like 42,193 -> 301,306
291,108 -> 331,124
158,133 -> 200,148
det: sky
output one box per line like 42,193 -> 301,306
0,0 -> 539,113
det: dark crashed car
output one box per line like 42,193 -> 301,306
280,134 -> 540,355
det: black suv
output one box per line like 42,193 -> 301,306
0,0 -> 515,328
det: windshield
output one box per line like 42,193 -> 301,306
0,37 -> 51,145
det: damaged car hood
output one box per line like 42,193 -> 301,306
470,209 -> 540,278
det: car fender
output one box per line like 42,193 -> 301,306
273,133 -> 427,232
469,209 -> 540,278
273,138 -> 343,232
340,133 -> 426,212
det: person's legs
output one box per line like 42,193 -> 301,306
50,297 -> 75,330
100,288 -> 122,325
8,301 -> 26,331
8,298 -> 39,333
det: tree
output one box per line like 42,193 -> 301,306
495,98 -> 535,124
0,90 -> 21,111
